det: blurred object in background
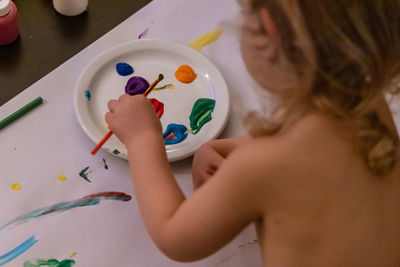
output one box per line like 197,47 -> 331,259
0,0 -> 19,45
53,0 -> 88,16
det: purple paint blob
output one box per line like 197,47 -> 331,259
125,76 -> 150,95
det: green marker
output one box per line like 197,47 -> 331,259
0,97 -> 43,130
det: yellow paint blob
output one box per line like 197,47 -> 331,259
11,182 -> 22,191
58,175 -> 67,182
105,122 -> 109,129
189,26 -> 223,52
69,251 -> 77,258
175,65 -> 197,83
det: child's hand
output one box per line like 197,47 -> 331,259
105,94 -> 162,146
192,141 -> 225,189
192,137 -> 251,189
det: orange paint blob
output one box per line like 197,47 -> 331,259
175,65 -> 197,83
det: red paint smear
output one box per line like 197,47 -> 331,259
82,191 -> 132,201
165,132 -> 176,140
150,98 -> 164,118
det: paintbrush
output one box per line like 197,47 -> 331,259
91,74 -> 164,155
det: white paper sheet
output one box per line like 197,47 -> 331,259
0,0 -> 264,266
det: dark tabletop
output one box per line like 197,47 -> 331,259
0,0 -> 151,106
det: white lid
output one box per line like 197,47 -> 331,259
0,0 -> 11,17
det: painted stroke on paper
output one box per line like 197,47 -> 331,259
0,192 -> 132,231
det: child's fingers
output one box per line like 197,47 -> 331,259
105,111 -> 113,124
118,94 -> 131,102
108,99 -> 118,112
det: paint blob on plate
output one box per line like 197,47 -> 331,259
175,65 -> 197,83
163,124 -> 188,145
116,62 -> 134,76
189,98 -> 216,134
154,84 -> 174,91
125,76 -> 150,95
84,90 -> 91,101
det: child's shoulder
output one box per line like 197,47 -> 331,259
224,112 -> 353,187
230,113 -> 333,166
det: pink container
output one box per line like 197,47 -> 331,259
0,0 -> 19,45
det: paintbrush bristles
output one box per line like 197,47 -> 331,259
158,74 -> 164,81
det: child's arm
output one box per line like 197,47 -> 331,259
192,136 -> 250,188
106,95 -> 265,261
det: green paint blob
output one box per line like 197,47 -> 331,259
189,98 -> 216,134
24,258 -> 76,267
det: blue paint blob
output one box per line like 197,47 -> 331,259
116,62 -> 134,76
84,90 -> 91,101
162,124 -> 188,145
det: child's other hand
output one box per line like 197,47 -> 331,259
105,94 -> 162,146
192,141 -> 225,189
192,137 -> 251,189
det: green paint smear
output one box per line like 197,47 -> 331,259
79,166 -> 91,183
189,98 -> 216,134
24,258 -> 76,267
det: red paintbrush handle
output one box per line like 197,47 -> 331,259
91,130 -> 113,155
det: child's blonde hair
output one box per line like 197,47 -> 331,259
244,0 -> 400,176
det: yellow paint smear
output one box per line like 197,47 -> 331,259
11,182 -> 22,191
189,26 -> 223,52
70,251 -> 77,258
58,175 -> 67,182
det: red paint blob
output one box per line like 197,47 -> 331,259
150,98 -> 164,118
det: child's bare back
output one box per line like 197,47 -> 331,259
240,100 -> 400,266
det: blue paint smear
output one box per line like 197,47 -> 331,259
162,124 -> 188,145
116,62 -> 134,76
84,90 -> 91,101
0,192 -> 131,231
0,199 -> 99,231
0,236 -> 38,266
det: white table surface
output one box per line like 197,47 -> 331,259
0,0 -> 264,266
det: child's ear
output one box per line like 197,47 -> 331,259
259,8 -> 278,38
259,8 -> 280,60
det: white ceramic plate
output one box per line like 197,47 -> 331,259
74,39 -> 230,161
